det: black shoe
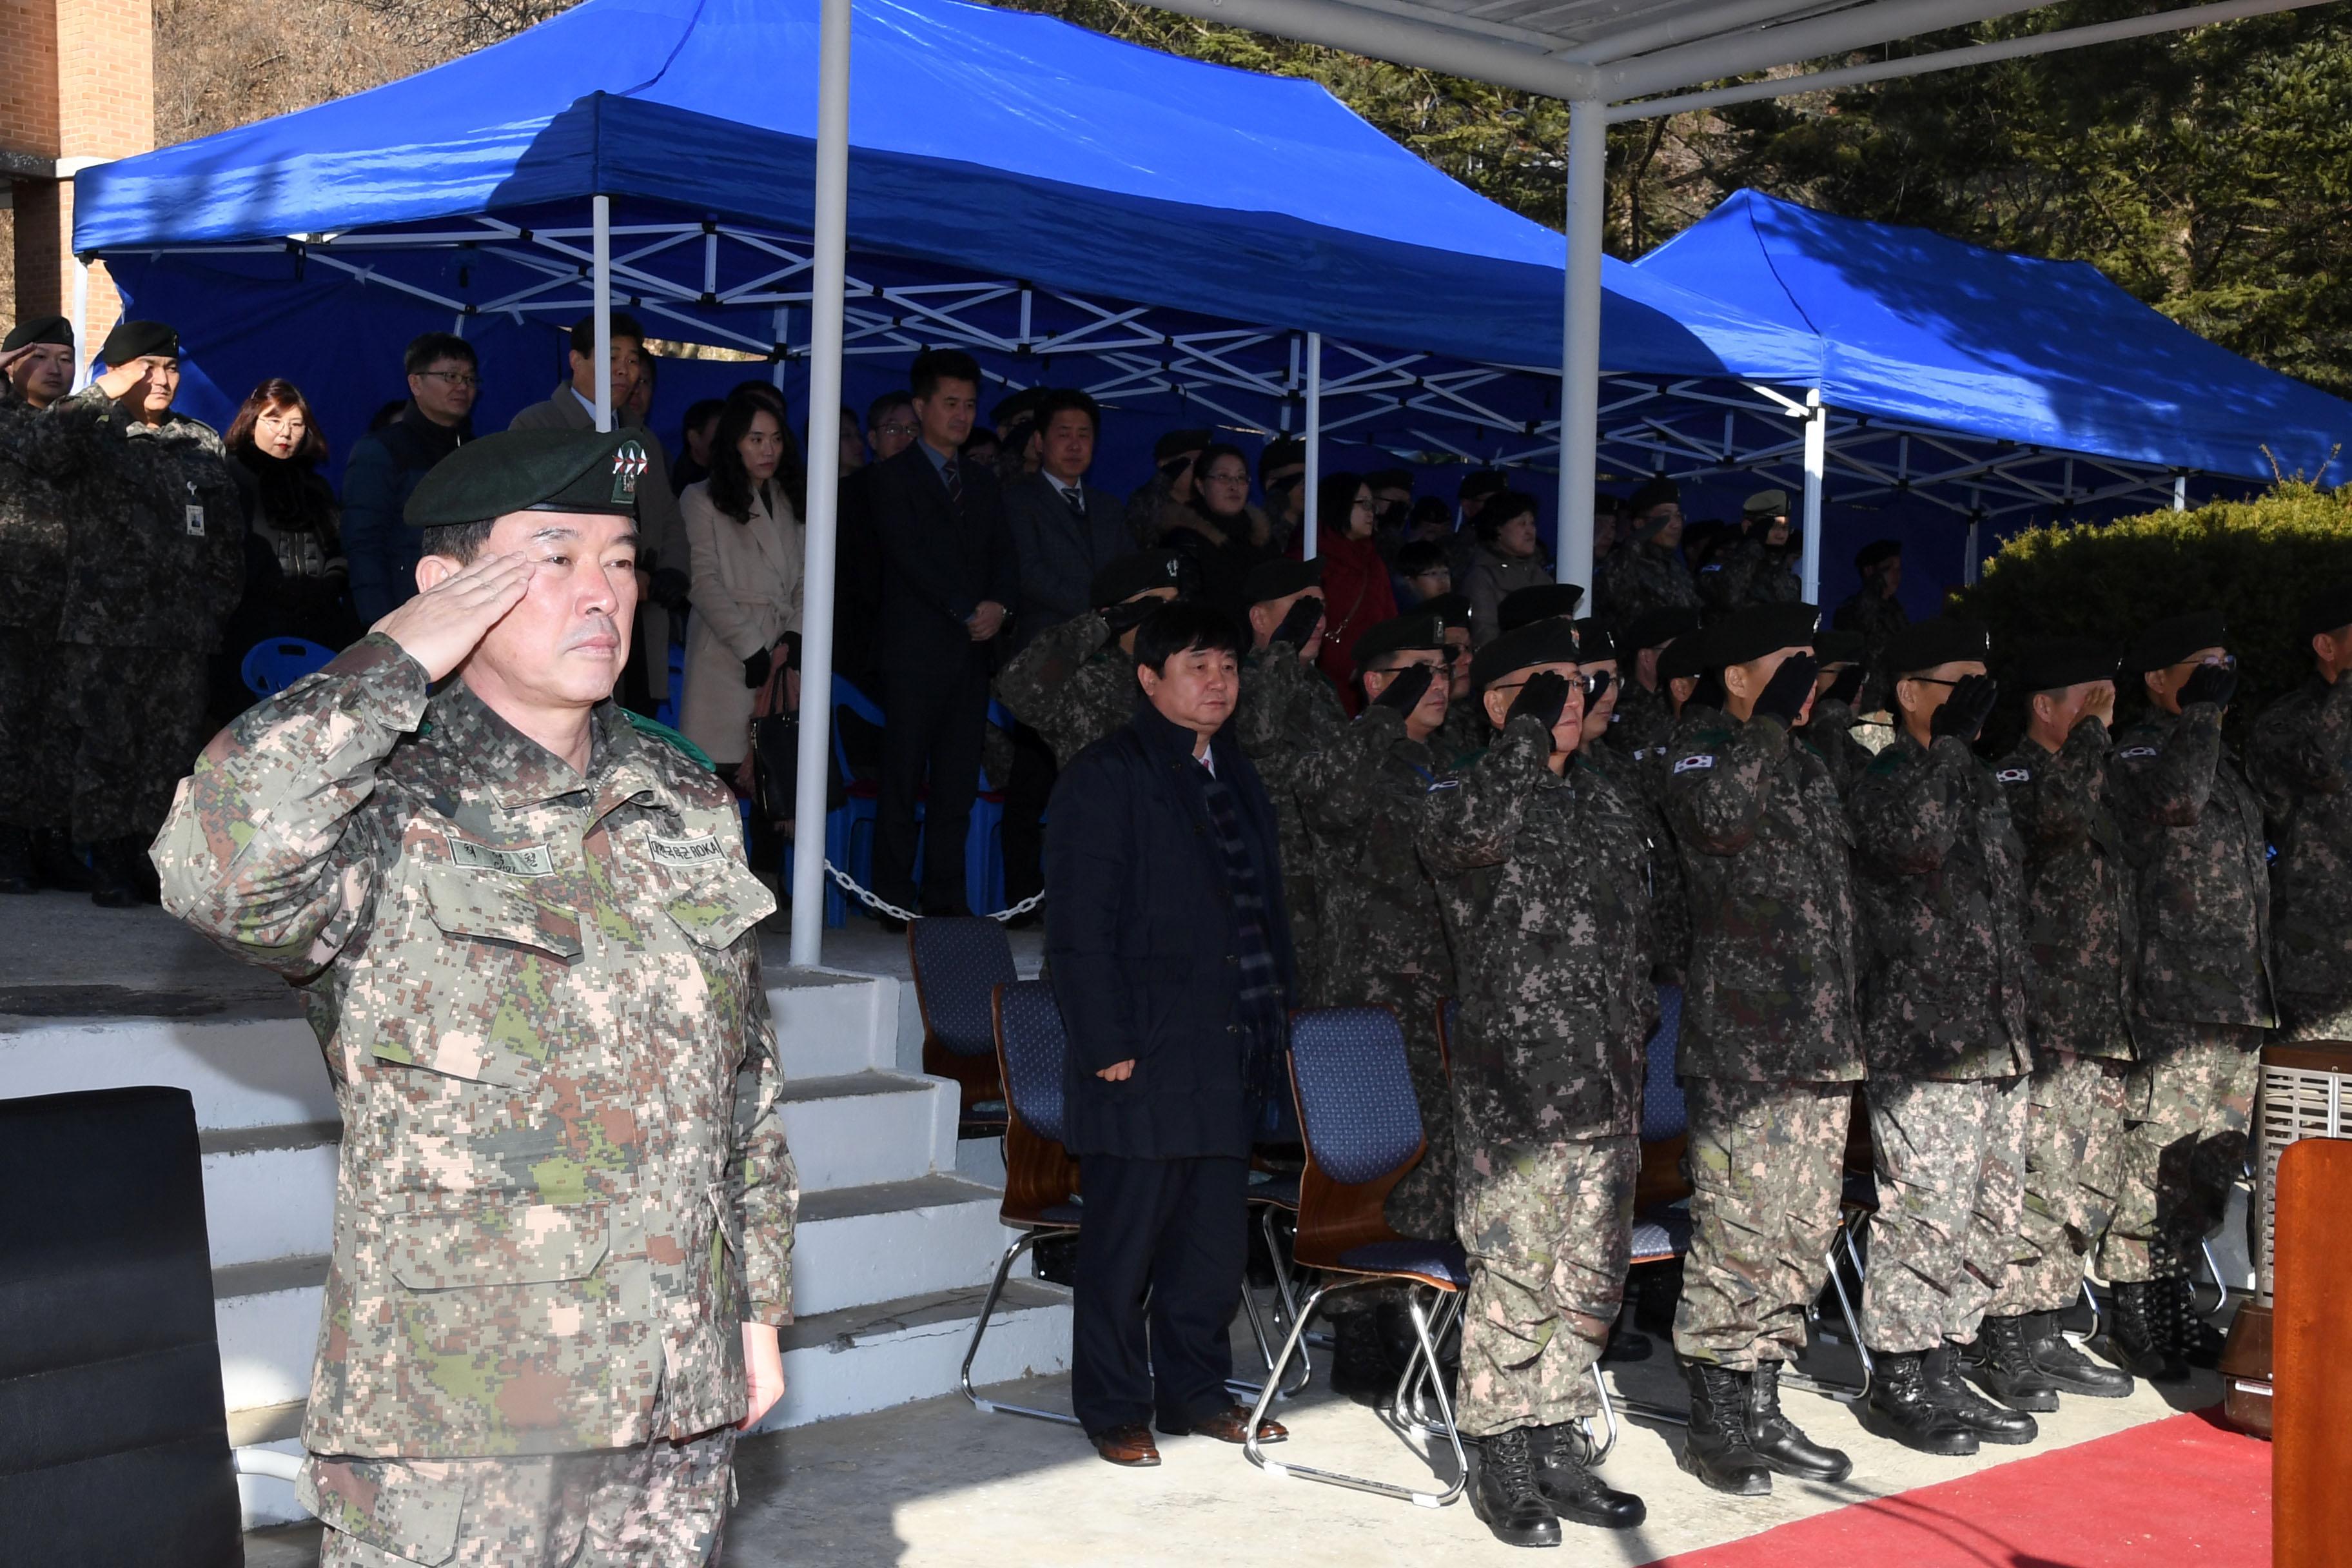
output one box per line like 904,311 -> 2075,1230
2098,1281 -> 2190,1384
1676,1357 -> 1772,1495
0,827 -> 34,896
2164,1273 -> 2228,1370
1863,1349 -> 1979,1457
88,837 -> 159,908
30,828 -> 92,892
2026,1311 -> 2133,1398
1745,1361 -> 1852,1482
1600,1315 -> 1652,1364
1328,1311 -> 1400,1409
1957,1315 -> 2061,1413
1530,1423 -> 1645,1530
1923,1344 -> 2038,1444
1470,1427 -> 1562,1549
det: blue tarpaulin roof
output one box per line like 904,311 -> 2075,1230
1635,189 -> 2352,485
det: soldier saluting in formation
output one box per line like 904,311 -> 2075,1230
154,428 -> 796,1566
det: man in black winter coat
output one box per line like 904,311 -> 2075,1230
340,333 -> 476,627
1044,601 -> 1296,1468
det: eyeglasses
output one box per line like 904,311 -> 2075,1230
1201,469 -> 1250,486
874,422 -> 917,438
416,370 -> 480,388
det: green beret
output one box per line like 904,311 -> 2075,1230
3,316 -> 72,353
1812,630 -> 1865,667
2014,637 -> 2118,695
1471,620 -> 1580,692
1242,556 -> 1321,607
1352,611 -> 1446,667
1625,606 -> 1703,652
404,427 -> 652,529
1418,592 -> 1473,632
1496,582 -> 1585,634
1571,618 -> 1616,662
1090,549 -> 1187,609
2121,611 -> 2228,675
1712,602 -> 1821,667
100,319 -> 179,363
2298,584 -> 2352,642
1886,616 -> 1992,677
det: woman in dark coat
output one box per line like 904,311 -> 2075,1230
1159,442 -> 1275,620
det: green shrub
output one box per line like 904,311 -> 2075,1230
1952,482 -> 2352,750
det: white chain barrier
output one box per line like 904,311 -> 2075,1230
821,861 -> 1045,925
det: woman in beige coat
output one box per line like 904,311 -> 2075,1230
679,389 -> 805,769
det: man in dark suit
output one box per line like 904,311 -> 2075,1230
867,348 -> 1017,923
1045,602 -> 1295,1468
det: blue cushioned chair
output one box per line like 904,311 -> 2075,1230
909,917 -> 1014,1137
239,636 -> 336,697
1246,1005 -> 1469,1507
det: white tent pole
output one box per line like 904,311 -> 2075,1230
1965,514 -> 1982,586
591,195 -> 613,433
1799,389 -> 1826,602
1556,99 -> 1604,593
2174,475 -> 2188,511
1303,331 -> 1322,559
69,255 -> 91,391
789,0 -> 854,968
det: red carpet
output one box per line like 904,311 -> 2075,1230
1647,1410 -> 2269,1568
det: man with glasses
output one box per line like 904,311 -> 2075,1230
1420,591 -> 1486,768
1594,476 -> 1700,628
343,331 -> 478,627
2102,612 -> 2271,1374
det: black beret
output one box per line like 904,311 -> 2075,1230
2297,584 -> 2352,642
1471,620 -> 1581,692
1629,476 -> 1680,515
1812,630 -> 1865,667
990,386 -> 1046,427
1496,582 -> 1585,633
99,319 -> 179,363
1242,556 -> 1322,606
1571,618 -> 1616,662
1090,549 -> 1186,609
2014,637 -> 2119,695
1352,611 -> 1446,667
1153,427 -> 1211,462
1657,625 -> 1720,681
1625,606 -> 1704,652
1459,469 -> 1509,501
1712,602 -> 1823,667
1885,616 -> 1993,677
1855,538 -> 1903,572
405,427 -> 653,529
2121,611 -> 2229,675
3,315 -> 72,353
1418,591 -> 1473,632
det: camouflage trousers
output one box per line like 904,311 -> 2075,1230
1672,1079 -> 1854,1369
2097,1021 -> 2261,1285
0,626 -> 71,832
1454,1135 -> 1636,1436
304,1427 -> 735,1567
2276,994 -> 2352,1045
56,643 -> 211,843
1859,1074 -> 2032,1353
1988,1048 -> 2131,1316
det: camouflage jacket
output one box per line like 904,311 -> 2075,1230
1847,730 -> 2034,1080
1696,536 -> 1801,612
1589,729 -> 1691,983
1594,538 -> 1700,627
1420,716 -> 1655,1146
1992,720 -> 2137,1061
0,386 -> 128,631
992,608 -> 1137,767
1796,697 -> 1876,798
2250,676 -> 2352,1025
2107,703 -> 2276,1029
1609,679 -> 1675,769
153,636 -> 796,1458
1236,638 -> 1350,1003
1830,589 -> 1909,667
1428,697 -> 1490,771
61,398 -> 247,650
1661,707 -> 1863,1083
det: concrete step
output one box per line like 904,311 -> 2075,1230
776,1071 -> 955,1193
759,1280 -> 1072,1433
215,1257 -> 328,1418
793,1174 -> 1012,1317
769,968 -> 899,1078
201,1122 -> 340,1268
0,1010 -> 335,1132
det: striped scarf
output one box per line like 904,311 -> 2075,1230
1200,765 -> 1291,1130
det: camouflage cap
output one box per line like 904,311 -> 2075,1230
1351,611 -> 1446,667
1470,619 -> 1580,692
1496,582 -> 1585,633
404,427 -> 651,528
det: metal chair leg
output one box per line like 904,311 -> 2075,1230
961,1229 -> 1080,1426
1257,1204 -> 1312,1381
2072,1276 -> 2102,1344
1229,1281 -> 1309,1402
1583,1365 -> 1621,1463
1246,1279 -> 1467,1508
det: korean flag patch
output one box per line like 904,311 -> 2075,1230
1673,753 -> 1716,775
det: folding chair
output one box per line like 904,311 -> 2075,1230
908,917 -> 1015,1137
1245,1005 -> 1469,1507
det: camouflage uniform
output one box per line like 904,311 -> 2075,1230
2249,673 -> 2352,1040
1986,719 -> 2139,1316
1235,638 -> 1348,1005
1848,730 -> 2036,1352
1660,707 -> 1865,1367
2100,700 -> 2272,1284
1607,678 -> 1674,770
1420,716 -> 1654,1435
1594,538 -> 1699,629
1696,537 -> 1801,612
1587,728 -> 1689,983
1831,591 -> 1909,712
1428,696 -> 1489,771
1296,702 -> 1457,1240
992,608 -> 1136,767
152,636 -> 795,1558
1797,696 -> 1875,799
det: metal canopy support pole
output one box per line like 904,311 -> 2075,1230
68,254 -> 91,391
1965,515 -> 1983,586
1303,331 -> 1322,559
789,0 -> 854,968
2175,475 -> 2189,511
1556,99 -> 1605,593
591,195 -> 613,432
1799,389 -> 1827,602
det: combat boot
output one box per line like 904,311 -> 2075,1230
1922,1344 -> 2038,1444
1529,1422 -> 1645,1530
1957,1315 -> 2060,1413
2026,1311 -> 2133,1398
1676,1356 -> 1772,1495
1601,1313 -> 1652,1364
88,838 -> 159,908
1744,1360 -> 1852,1481
1328,1310 -> 1400,1409
30,828 -> 93,892
0,827 -> 34,896
1862,1349 -> 1977,1456
2164,1271 -> 2227,1370
1470,1426 -> 1562,1549
2097,1282 -> 2188,1384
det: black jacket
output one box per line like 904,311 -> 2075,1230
865,442 -> 1017,675
340,402 -> 469,627
1046,700 -> 1297,1159
1002,471 -> 1129,652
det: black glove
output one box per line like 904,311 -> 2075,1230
1371,662 -> 1435,715
1271,594 -> 1324,651
651,567 -> 692,616
1752,652 -> 1818,727
1583,669 -> 1612,706
779,631 -> 802,672
1101,596 -> 1161,638
1506,671 -> 1571,734
743,648 -> 772,690
1823,663 -> 1866,709
2179,661 -> 2239,710
1931,672 -> 1999,741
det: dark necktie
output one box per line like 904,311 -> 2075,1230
1063,484 -> 1086,520
943,458 -> 963,513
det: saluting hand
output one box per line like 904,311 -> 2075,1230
374,552 -> 537,683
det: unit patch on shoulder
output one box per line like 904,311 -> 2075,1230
1996,767 -> 2032,783
2116,745 -> 2160,760
1673,754 -> 1716,774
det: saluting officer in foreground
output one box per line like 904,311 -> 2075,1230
153,428 -> 797,1566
